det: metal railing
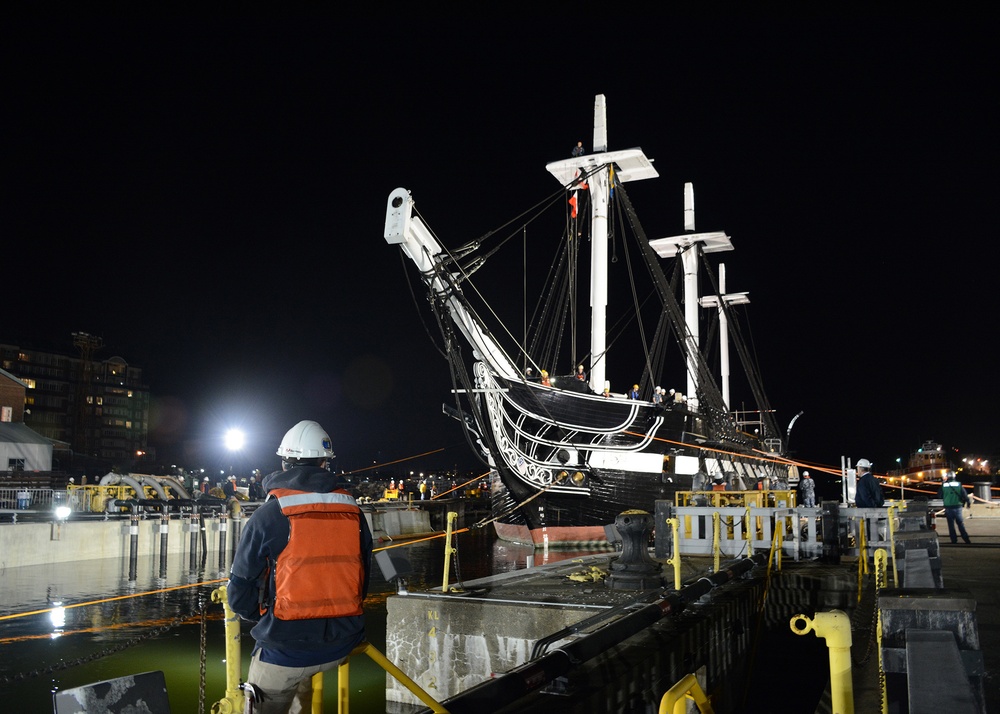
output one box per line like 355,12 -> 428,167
669,502 -> 922,563
0,486 -> 54,510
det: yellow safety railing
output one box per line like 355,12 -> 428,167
665,517 -> 681,590
712,511 -> 721,573
337,641 -> 448,714
675,489 -> 797,509
658,672 -> 714,713
441,511 -> 459,592
210,586 -> 245,714
886,505 -> 899,587
210,584 -> 449,714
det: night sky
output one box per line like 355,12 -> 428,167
5,13 -> 996,480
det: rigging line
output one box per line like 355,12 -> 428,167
614,191 -> 655,395
400,251 -> 449,360
622,429 -> 789,467
522,224 -> 527,367
473,482 -> 558,529
0,580 -> 226,622
344,447 -> 446,475
699,251 -> 778,439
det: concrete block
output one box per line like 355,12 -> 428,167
906,630 -> 978,713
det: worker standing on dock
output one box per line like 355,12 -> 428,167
853,458 -> 884,508
939,470 -> 972,544
228,420 -> 373,714
799,470 -> 816,507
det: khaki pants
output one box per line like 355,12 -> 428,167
246,649 -> 346,714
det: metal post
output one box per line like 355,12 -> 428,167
128,513 -> 139,585
158,513 -> 169,581
210,585 -> 245,714
666,517 -> 681,590
713,511 -> 721,573
790,611 -> 854,714
218,512 -> 228,573
441,512 -> 458,592
189,512 -> 200,571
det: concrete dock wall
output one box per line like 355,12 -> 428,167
384,556 -> 767,712
0,507 -> 433,569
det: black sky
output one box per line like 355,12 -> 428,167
4,13 -> 996,478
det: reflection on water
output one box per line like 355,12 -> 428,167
0,525 -> 608,712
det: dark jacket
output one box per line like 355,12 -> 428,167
855,471 -> 884,508
228,465 -> 372,657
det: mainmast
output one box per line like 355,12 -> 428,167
648,183 -> 735,412
545,95 -> 657,394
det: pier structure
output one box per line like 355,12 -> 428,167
383,500 -> 996,713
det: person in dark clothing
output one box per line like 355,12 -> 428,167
853,458 -> 884,508
248,474 -> 265,501
222,476 -> 237,498
939,470 -> 972,544
228,420 -> 373,714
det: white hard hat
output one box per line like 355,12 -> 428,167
277,420 -> 335,459
856,458 -> 872,469
203,476 -> 209,481
803,471 -> 810,477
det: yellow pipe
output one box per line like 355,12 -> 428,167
441,511 -> 458,592
312,671 -> 323,713
658,672 -> 714,714
209,585 -> 245,714
339,641 -> 449,713
790,611 -> 854,714
666,517 -> 681,590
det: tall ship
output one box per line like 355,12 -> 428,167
384,95 -> 791,547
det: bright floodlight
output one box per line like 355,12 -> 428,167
225,428 -> 245,452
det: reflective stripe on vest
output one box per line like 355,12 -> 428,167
269,488 -> 365,620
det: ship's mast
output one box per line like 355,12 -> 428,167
699,263 -> 749,409
648,183 -> 735,412
545,95 -> 657,394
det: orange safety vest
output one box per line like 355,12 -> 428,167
268,488 -> 365,620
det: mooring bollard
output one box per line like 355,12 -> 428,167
606,509 -> 664,590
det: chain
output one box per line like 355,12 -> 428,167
850,574 -> 879,667
0,598 -> 212,687
451,535 -> 465,592
199,596 -> 208,714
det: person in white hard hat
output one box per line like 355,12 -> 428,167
853,458 -> 884,508
798,470 -> 816,507
227,420 -> 372,714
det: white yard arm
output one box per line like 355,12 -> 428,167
384,187 -> 520,380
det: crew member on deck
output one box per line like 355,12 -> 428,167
628,384 -> 640,400
540,370 -> 551,387
576,365 -> 586,381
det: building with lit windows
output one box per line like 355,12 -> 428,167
0,337 -> 151,470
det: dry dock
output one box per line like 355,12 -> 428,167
383,503 -> 1000,713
